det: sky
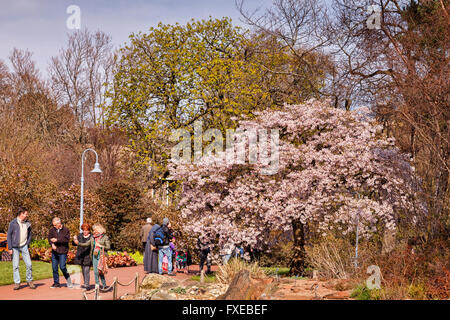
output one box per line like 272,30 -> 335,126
0,0 -> 272,77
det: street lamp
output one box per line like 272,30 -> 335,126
80,148 -> 102,231
354,193 -> 362,269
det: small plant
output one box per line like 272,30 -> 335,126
350,284 -> 381,300
407,283 -> 426,300
171,287 -> 187,294
129,251 -> 144,264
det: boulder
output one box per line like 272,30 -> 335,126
216,270 -> 273,300
140,273 -> 179,290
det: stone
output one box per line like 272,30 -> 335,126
140,273 -> 179,290
216,270 -> 273,300
323,291 -> 351,300
151,290 -> 178,300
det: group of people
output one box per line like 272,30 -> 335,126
142,217 -> 192,276
7,207 -> 260,291
6,207 -> 111,290
141,219 -> 260,276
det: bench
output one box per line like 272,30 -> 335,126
0,233 -> 8,252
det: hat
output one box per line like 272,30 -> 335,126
163,217 -> 169,225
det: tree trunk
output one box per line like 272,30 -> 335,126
289,218 -> 306,276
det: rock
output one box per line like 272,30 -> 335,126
216,270 -> 273,300
151,290 -> 178,300
140,273 -> 179,290
323,291 -> 351,300
160,281 -> 179,290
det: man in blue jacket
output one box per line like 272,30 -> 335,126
7,207 -> 35,290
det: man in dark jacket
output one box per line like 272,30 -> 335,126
48,217 -> 73,288
7,207 -> 35,290
157,218 -> 174,276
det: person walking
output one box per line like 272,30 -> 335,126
72,223 -> 93,289
48,217 -> 73,288
220,242 -> 235,265
7,207 -> 35,290
140,218 -> 153,252
155,218 -> 174,276
197,236 -> 212,275
143,222 -> 159,274
74,223 -> 110,290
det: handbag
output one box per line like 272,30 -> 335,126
97,247 -> 109,275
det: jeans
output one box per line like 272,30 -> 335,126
82,265 -> 91,286
92,254 -> 106,287
158,246 -> 173,274
51,252 -> 70,285
12,245 -> 32,284
222,254 -> 231,265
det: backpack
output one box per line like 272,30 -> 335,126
153,226 -> 166,246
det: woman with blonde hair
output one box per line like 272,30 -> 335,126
74,223 -> 110,290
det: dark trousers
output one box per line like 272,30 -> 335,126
82,265 -> 91,286
51,252 -> 70,284
199,250 -> 211,274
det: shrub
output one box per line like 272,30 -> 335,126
305,236 -> 355,279
355,239 -> 449,300
216,258 -> 266,284
29,239 -> 50,249
350,284 -> 381,300
96,182 -> 147,251
106,251 -> 137,268
129,251 -> 144,265
407,283 -> 427,300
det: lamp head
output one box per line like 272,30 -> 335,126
91,162 -> 102,173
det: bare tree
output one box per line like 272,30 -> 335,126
49,29 -> 115,142
239,0 -> 449,239
236,0 -> 345,104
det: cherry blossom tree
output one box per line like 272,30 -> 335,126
170,99 -> 425,274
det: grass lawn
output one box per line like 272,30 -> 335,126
0,261 -> 80,286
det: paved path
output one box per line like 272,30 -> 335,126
0,264 -> 217,300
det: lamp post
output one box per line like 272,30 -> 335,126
354,193 -> 362,269
80,148 -> 102,231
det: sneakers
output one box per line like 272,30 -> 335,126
27,281 -> 36,289
13,284 -> 20,290
50,283 -> 61,288
66,277 -> 73,288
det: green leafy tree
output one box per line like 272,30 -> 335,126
105,18 -> 274,182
